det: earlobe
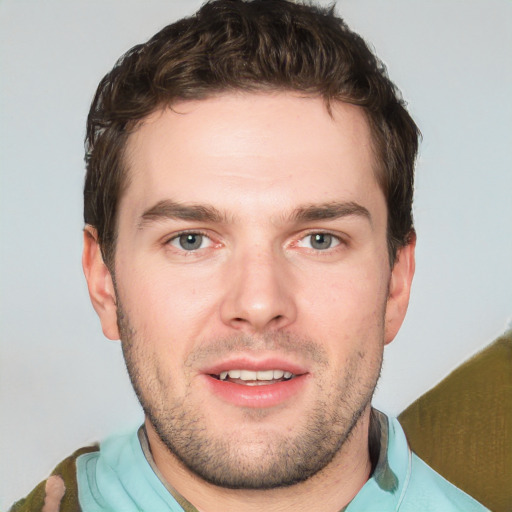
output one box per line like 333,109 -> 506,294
384,233 -> 416,345
82,226 -> 120,340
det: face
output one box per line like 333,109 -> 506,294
84,93 -> 414,489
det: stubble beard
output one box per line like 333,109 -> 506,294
117,300 -> 383,490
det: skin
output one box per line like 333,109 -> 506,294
83,92 -> 415,512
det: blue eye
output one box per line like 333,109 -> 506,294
311,233 -> 332,250
300,233 -> 340,250
170,233 -> 210,251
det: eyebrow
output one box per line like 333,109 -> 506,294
138,200 -> 226,228
138,199 -> 372,229
291,201 -> 372,225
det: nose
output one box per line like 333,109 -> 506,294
219,246 -> 297,333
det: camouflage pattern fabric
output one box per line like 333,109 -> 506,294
9,446 -> 98,512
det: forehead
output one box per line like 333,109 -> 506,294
121,92 -> 382,221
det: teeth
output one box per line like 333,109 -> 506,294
240,370 -> 257,380
218,369 -> 294,381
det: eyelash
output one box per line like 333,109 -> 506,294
292,231 -> 345,252
165,230 -> 215,252
164,230 -> 346,254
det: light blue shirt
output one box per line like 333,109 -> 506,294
76,414 -> 488,511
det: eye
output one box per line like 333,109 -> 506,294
169,233 -> 211,251
299,233 -> 341,251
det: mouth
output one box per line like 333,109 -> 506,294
202,360 -> 309,408
212,369 -> 296,386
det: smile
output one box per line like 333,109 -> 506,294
204,365 -> 308,408
216,369 -> 295,385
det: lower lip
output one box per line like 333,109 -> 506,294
203,375 -> 309,408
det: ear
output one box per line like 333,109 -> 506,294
384,233 -> 416,345
82,226 -> 120,340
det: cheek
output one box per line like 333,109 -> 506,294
116,262 -> 221,340
297,262 -> 389,344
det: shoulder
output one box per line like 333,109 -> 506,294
346,414 -> 489,512
9,445 -> 99,512
399,452 -> 490,511
389,418 -> 489,511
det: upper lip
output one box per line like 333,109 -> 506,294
200,356 -> 309,376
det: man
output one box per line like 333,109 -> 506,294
10,1 -> 488,511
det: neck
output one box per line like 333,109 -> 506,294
145,408 -> 373,512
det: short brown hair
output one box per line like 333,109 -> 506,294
84,0 -> 420,269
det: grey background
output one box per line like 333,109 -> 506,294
1,0 -> 511,507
